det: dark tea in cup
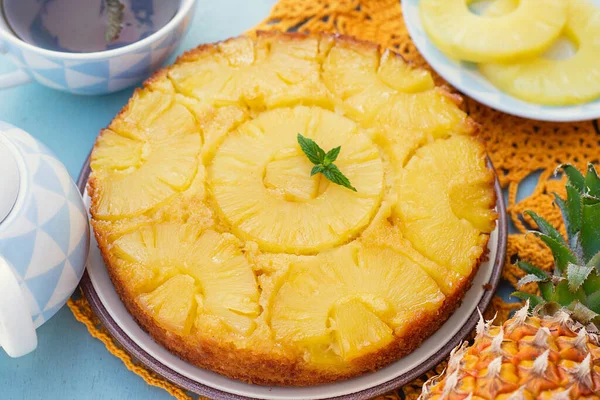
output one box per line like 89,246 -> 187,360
2,0 -> 180,53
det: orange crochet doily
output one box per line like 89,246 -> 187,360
68,1 -> 600,399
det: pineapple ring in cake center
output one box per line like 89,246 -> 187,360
263,150 -> 328,202
208,106 -> 384,254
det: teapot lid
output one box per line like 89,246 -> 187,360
0,139 -> 20,224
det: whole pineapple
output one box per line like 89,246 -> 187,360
420,164 -> 600,399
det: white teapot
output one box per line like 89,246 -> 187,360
0,121 -> 89,357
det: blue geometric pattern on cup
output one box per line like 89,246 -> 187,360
402,0 -> 600,122
0,122 -> 90,329
6,14 -> 191,95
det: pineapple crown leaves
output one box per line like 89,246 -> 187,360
297,134 -> 357,192
513,163 -> 600,328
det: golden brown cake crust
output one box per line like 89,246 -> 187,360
95,234 -> 485,385
88,31 -> 496,386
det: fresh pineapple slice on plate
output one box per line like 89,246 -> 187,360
85,31 -> 502,390
403,0 -> 600,121
480,0 -> 600,106
419,0 -> 568,63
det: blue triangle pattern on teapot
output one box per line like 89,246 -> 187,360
0,123 -> 90,331
25,263 -> 65,313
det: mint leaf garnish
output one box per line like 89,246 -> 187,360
297,134 -> 357,192
322,164 -> 357,192
297,134 -> 325,165
311,165 -> 325,176
324,146 -> 340,163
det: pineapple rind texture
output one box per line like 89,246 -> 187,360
420,305 -> 600,399
480,0 -> 600,106
419,0 -> 568,63
88,32 -> 497,385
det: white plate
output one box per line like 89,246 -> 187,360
79,170 -> 507,400
402,0 -> 600,122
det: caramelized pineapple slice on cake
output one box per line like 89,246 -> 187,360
113,223 -> 260,335
270,244 -> 444,362
138,275 -> 196,334
395,135 -> 496,277
361,217 -> 465,296
209,106 -> 383,254
321,38 -> 434,99
170,94 -> 249,163
189,229 -> 260,334
168,34 -> 330,109
198,104 -> 248,162
91,131 -> 143,170
332,300 -> 394,362
372,90 -> 471,136
321,38 -> 385,100
368,88 -> 474,170
320,38 -> 473,168
263,149 -> 322,202
321,38 -> 460,130
90,90 -> 201,219
253,33 -> 331,107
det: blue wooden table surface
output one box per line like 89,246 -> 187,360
0,1 -> 530,398
0,2 -> 276,399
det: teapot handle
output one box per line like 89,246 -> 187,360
0,256 -> 37,357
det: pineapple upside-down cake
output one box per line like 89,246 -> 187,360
88,32 -> 498,386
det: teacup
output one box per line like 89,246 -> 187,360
0,121 -> 89,357
0,0 -> 196,95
